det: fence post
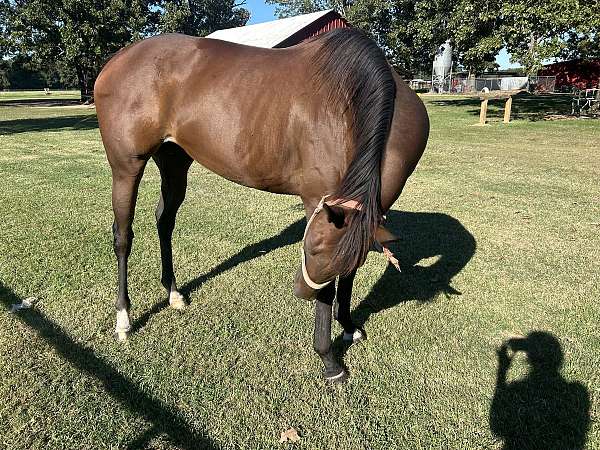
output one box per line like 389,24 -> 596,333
479,98 -> 488,125
503,96 -> 513,123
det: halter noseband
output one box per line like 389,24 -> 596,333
300,195 -> 361,290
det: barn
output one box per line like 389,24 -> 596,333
539,59 -> 600,90
206,9 -> 348,48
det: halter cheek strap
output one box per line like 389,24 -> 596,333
301,245 -> 332,290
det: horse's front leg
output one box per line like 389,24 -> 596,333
334,269 -> 366,344
313,283 -> 347,383
111,160 -> 147,340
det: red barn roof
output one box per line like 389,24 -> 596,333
206,10 -> 348,48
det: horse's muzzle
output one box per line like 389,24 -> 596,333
293,267 -> 317,300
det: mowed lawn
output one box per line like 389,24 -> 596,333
0,91 -> 598,449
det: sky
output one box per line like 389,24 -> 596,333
244,1 -> 520,69
246,0 -> 277,25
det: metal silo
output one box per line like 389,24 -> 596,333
431,40 -> 453,93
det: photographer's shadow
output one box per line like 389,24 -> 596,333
342,210 -> 476,332
490,332 -> 590,450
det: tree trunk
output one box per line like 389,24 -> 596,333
76,65 -> 86,103
527,33 -> 537,76
76,64 -> 95,103
84,70 -> 95,104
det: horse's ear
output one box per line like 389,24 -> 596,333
322,203 -> 346,228
374,225 -> 399,244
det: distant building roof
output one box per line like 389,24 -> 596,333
206,10 -> 341,48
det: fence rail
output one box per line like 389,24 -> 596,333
430,76 -> 556,94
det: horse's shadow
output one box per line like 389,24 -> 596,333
131,210 -> 476,341
332,210 -> 476,356
130,218 -> 306,333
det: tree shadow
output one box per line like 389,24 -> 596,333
0,98 -> 81,107
0,114 -> 98,135
490,331 -> 590,449
0,281 -> 220,449
333,210 -> 476,354
130,218 -> 306,333
428,92 -> 575,121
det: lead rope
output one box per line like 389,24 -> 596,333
382,246 -> 401,272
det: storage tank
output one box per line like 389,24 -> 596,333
432,41 -> 453,93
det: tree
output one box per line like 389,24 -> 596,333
345,0 -> 433,76
160,0 -> 249,36
350,0 -> 505,77
6,0 -> 159,101
446,0 -> 503,76
500,0 -> 583,75
265,0 -> 351,18
3,0 -> 249,100
0,0 -> 10,89
560,1 -> 600,61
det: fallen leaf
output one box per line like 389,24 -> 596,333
9,297 -> 38,313
280,428 -> 300,443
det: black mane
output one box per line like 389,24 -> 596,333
312,28 -> 396,275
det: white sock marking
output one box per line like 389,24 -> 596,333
343,329 -> 364,343
169,290 -> 186,310
115,309 -> 131,333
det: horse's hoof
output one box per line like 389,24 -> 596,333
343,327 -> 367,345
169,291 -> 187,310
324,369 -> 348,384
115,309 -> 130,341
115,330 -> 129,341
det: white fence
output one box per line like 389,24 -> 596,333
431,76 -> 556,94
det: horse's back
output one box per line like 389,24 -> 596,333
95,33 -> 313,191
95,33 -> 300,102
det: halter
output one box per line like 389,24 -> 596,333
300,195 -> 402,290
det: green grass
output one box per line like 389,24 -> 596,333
0,90 -> 80,102
0,92 -> 598,449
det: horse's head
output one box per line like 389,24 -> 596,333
294,199 -> 398,299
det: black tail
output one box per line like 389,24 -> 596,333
312,28 -> 396,275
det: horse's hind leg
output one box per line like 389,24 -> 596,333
153,143 -> 193,309
111,157 -> 147,340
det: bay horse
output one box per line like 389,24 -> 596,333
95,28 -> 429,382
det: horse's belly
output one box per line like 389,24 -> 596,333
171,130 -> 300,196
